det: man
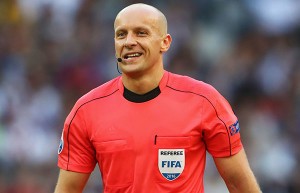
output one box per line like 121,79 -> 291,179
54,3 -> 262,193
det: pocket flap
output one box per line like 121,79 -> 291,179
95,139 -> 128,152
156,136 -> 191,148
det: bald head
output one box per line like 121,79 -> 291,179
114,3 -> 168,36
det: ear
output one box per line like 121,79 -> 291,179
160,34 -> 172,53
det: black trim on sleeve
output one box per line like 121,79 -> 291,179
166,85 -> 232,156
66,89 -> 119,170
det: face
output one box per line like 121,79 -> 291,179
114,5 -> 171,77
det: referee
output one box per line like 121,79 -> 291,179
54,3 -> 262,193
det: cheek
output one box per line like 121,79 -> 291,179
115,42 -> 119,49
150,43 -> 163,54
114,40 -> 123,51
153,40 -> 163,51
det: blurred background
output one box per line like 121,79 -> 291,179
0,0 -> 299,192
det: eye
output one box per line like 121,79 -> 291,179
116,31 -> 126,38
137,30 -> 147,36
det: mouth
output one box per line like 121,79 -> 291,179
123,52 -> 143,60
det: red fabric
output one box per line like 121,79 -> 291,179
58,71 -> 243,193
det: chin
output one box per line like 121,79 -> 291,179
122,67 -> 144,77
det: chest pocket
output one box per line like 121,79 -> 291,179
154,135 -> 204,189
94,139 -> 135,190
155,136 -> 192,148
154,136 -> 192,183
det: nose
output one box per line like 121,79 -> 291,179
124,33 -> 137,48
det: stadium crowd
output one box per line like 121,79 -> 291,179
0,0 -> 299,192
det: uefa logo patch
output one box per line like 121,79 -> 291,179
158,149 -> 185,181
58,133 -> 64,154
229,120 -> 240,136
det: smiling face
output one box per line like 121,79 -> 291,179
114,4 -> 171,78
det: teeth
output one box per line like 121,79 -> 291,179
126,53 -> 141,58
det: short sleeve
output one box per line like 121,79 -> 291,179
57,101 -> 96,173
201,87 -> 243,157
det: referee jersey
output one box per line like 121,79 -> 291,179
58,70 -> 243,193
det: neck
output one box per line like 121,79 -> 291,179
122,67 -> 164,94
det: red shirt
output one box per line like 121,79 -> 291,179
58,71 -> 242,193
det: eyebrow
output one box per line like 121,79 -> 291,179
115,26 -> 151,34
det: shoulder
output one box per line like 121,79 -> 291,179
167,73 -> 236,123
166,72 -> 220,99
64,76 -> 120,125
75,76 -> 120,108
165,72 -> 233,112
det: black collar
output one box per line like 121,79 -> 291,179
123,86 -> 161,103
